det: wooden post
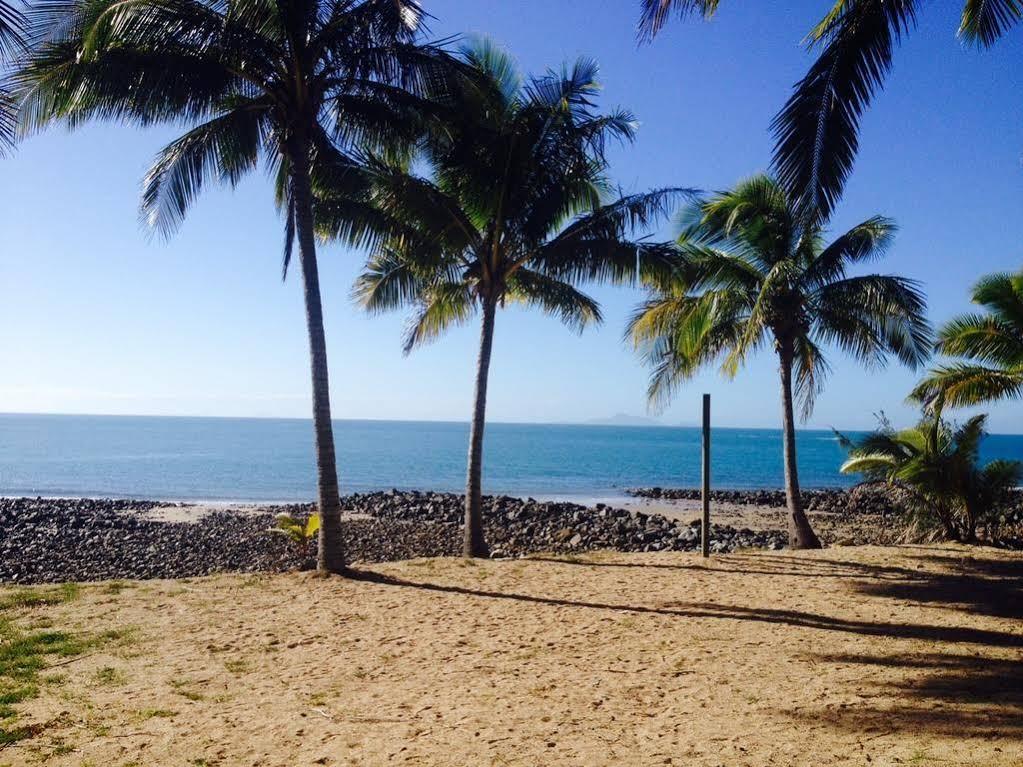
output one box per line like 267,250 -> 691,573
701,393 -> 711,558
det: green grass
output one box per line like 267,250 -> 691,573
0,582 -> 95,745
169,679 -> 205,702
136,708 -> 176,721
223,659 -> 249,674
93,666 -> 127,686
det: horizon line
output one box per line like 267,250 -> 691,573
0,409 -> 985,436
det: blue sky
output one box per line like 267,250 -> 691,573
1,0 -> 1021,431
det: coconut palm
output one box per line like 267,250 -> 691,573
0,0 -> 26,152
911,269 -> 1023,409
16,0 -> 449,573
629,174 -> 931,548
840,411 -> 1021,542
637,1 -> 1020,220
335,41 -> 686,557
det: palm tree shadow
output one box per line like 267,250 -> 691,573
351,553 -> 1023,741
851,552 -> 1023,620
348,566 -> 1023,648
793,652 -> 1023,739
522,553 -> 928,581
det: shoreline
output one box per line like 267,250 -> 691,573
0,486 -> 854,508
0,487 -> 920,585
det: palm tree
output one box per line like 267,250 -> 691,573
911,269 -> 1023,409
17,0 -> 448,573
840,411 -> 1021,542
628,174 -> 931,548
0,0 -> 26,152
636,1 -> 1020,220
332,41 -> 685,557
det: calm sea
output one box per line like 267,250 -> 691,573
3,413 -> 1023,503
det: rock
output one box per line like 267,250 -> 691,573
554,527 -> 575,543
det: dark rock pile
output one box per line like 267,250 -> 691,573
338,489 -> 788,557
0,493 -> 786,584
628,484 -> 914,514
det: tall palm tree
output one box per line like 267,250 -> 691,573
0,0 -> 26,152
332,41 -> 685,557
636,1 -> 1020,220
911,269 -> 1023,409
16,0 -> 448,573
628,175 -> 931,548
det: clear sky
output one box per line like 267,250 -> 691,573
1,1 -> 1021,431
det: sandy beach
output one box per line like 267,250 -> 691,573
5,543 -> 1021,766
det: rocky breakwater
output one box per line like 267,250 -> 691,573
628,484 -> 912,514
342,490 -> 788,558
1,493 -> 790,584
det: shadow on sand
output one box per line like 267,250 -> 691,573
352,547 -> 1023,740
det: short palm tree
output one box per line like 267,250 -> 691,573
335,41 -> 685,557
911,269 -> 1023,409
17,0 -> 448,573
629,174 -> 931,548
636,1 -> 1020,220
840,411 -> 1021,542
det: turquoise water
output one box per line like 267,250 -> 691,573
3,413 -> 1023,502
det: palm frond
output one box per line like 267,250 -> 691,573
794,334 -> 832,419
910,362 -> 1023,409
637,0 -> 720,41
812,273 -> 932,369
402,281 -> 476,353
507,268 -> 602,332
970,270 -> 1023,328
959,0 -> 1022,46
354,245 -> 454,314
772,0 -> 920,222
141,100 -> 270,237
935,313 -> 1023,365
628,289 -> 749,410
801,215 -> 896,288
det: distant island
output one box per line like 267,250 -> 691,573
584,413 -> 665,427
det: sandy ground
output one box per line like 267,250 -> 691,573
137,504 -> 372,524
4,544 -> 1022,767
622,497 -> 789,530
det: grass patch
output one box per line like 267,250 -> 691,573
170,679 -> 205,702
0,583 -> 79,610
223,659 -> 249,675
93,666 -> 127,686
0,582 -> 97,745
137,708 -> 177,721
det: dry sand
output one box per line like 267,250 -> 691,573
5,544 -> 1022,767
622,497 -> 790,531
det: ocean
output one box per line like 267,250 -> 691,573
3,413 -> 1023,503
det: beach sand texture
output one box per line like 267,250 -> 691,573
6,544 -> 1021,766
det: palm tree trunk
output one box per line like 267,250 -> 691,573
779,344 -> 822,550
464,296 -> 496,558
289,138 -> 346,574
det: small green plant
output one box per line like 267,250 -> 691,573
223,659 -> 249,675
137,708 -> 176,721
271,512 -> 320,563
94,667 -> 126,686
